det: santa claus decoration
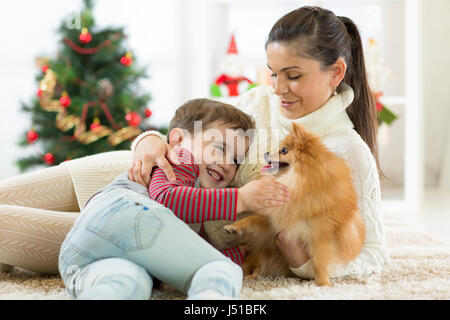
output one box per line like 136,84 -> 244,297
210,34 -> 257,98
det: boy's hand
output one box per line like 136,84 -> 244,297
237,177 -> 289,213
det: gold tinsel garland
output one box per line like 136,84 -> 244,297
37,68 -> 142,146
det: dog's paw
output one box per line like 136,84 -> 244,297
244,273 -> 260,280
223,224 -> 242,236
315,277 -> 333,287
244,268 -> 261,279
243,268 -> 261,280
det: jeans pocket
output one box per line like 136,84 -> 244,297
85,196 -> 165,252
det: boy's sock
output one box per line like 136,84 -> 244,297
187,259 -> 243,300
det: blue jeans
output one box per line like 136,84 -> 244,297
58,174 -> 242,299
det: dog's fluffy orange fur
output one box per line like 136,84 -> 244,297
224,122 -> 365,286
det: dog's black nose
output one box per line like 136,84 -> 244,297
264,152 -> 271,164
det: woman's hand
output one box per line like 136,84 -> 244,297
128,135 -> 181,186
276,230 -> 310,269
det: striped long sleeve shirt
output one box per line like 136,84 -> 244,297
148,148 -> 243,264
148,148 -> 238,223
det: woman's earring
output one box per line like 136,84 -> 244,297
333,90 -> 337,96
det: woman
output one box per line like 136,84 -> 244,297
0,6 -> 388,279
128,6 -> 389,278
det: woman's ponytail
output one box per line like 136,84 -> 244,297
338,16 -> 383,177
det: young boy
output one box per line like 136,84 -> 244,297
58,98 -> 289,300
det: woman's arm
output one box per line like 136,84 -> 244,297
276,232 -> 310,269
128,131 -> 181,186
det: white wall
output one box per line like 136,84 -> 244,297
422,0 -> 450,189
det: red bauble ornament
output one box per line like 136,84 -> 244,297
79,28 -> 92,44
120,53 -> 133,66
43,153 -> 55,165
90,117 -> 101,130
59,92 -> 71,108
374,91 -> 384,112
42,65 -> 49,73
144,108 -> 152,118
37,89 -> 43,97
125,112 -> 141,127
27,129 -> 39,144
376,101 -> 384,112
90,123 -> 101,130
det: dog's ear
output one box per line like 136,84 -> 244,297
291,122 -> 307,139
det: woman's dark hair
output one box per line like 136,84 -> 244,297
266,6 -> 383,177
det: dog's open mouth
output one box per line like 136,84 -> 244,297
260,162 -> 289,175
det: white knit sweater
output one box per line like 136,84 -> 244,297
63,84 -> 389,279
238,84 -> 389,278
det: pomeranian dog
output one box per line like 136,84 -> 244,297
224,122 -> 365,286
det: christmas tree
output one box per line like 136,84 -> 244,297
17,0 -> 167,172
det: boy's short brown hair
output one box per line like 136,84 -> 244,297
168,98 -> 255,133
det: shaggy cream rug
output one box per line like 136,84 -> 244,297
1,213 -> 449,300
